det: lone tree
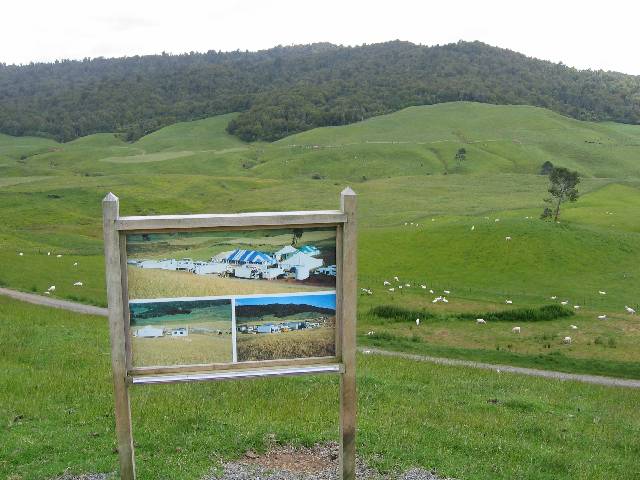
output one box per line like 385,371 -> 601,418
455,147 -> 467,161
291,228 -> 304,246
540,160 -> 554,175
541,167 -> 580,221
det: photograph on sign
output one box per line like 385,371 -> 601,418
129,298 -> 233,367
235,292 -> 336,362
126,227 -> 337,300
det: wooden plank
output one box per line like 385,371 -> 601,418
117,210 -> 347,231
339,188 -> 357,480
103,193 -> 136,480
129,355 -> 339,376
130,363 -> 343,385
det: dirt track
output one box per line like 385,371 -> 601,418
0,287 -> 108,317
359,347 -> 640,389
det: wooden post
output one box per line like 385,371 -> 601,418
339,187 -> 357,480
103,193 -> 136,480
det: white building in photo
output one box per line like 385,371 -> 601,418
194,261 -> 228,275
274,245 -> 298,261
279,251 -> 323,280
135,325 -> 164,338
138,259 -> 178,270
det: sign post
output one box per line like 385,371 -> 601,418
339,188 -> 357,480
102,189 -> 357,479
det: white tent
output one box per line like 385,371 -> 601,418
274,245 -> 298,261
280,252 -> 322,271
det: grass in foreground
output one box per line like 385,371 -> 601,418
2,297 -> 640,480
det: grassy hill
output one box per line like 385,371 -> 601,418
0,101 -> 639,378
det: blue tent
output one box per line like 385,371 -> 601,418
225,249 -> 275,265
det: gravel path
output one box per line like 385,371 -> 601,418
360,347 -> 640,389
206,443 -> 451,480
0,287 -> 108,317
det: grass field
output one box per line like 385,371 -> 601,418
132,330 -> 232,366
2,297 -> 640,480
127,267 -> 325,299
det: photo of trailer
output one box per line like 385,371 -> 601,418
129,298 -> 233,367
234,292 -> 336,362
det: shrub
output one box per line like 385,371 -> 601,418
369,305 -> 436,323
456,304 -> 574,322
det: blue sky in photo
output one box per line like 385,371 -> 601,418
236,293 -> 336,310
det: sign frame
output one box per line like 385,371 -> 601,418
102,188 -> 357,480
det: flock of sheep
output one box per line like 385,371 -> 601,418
362,273 -> 637,347
17,251 -> 83,294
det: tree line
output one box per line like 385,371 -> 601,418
1,41 -> 639,142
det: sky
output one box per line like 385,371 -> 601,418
1,0 -> 639,75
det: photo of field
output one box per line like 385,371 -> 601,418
235,293 -> 336,362
126,228 -> 336,300
129,298 -> 232,367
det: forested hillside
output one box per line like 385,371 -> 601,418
1,40 -> 639,142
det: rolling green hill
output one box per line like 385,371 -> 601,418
0,101 -> 639,378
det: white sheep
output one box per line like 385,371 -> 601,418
47,285 -> 56,292
495,218 -> 500,222
442,297 -> 449,303
625,306 -> 636,314
573,305 -> 580,310
383,281 -> 390,286
47,252 -> 51,256
598,291 -> 606,295
388,288 -> 395,292
597,314 -> 607,320
416,318 -> 420,326
570,325 -> 578,330
512,326 -> 521,333
73,262 -> 78,267
394,276 -> 399,282
563,336 -> 572,345
432,296 -> 443,303
405,283 -> 411,287
56,254 -> 62,258
550,296 -> 557,300
471,225 -> 475,231
561,301 -> 569,306
19,252 -> 24,256
505,236 -> 512,241
420,285 -> 427,289
444,290 -> 450,294
366,331 -> 375,336
505,300 -> 513,305
476,318 -> 486,324
73,282 -> 83,287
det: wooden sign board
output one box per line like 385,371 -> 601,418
102,189 -> 357,480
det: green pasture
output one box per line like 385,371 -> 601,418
1,297 -> 639,479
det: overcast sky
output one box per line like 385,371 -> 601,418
2,0 -> 638,75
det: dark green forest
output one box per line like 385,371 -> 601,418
1,40 -> 639,142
